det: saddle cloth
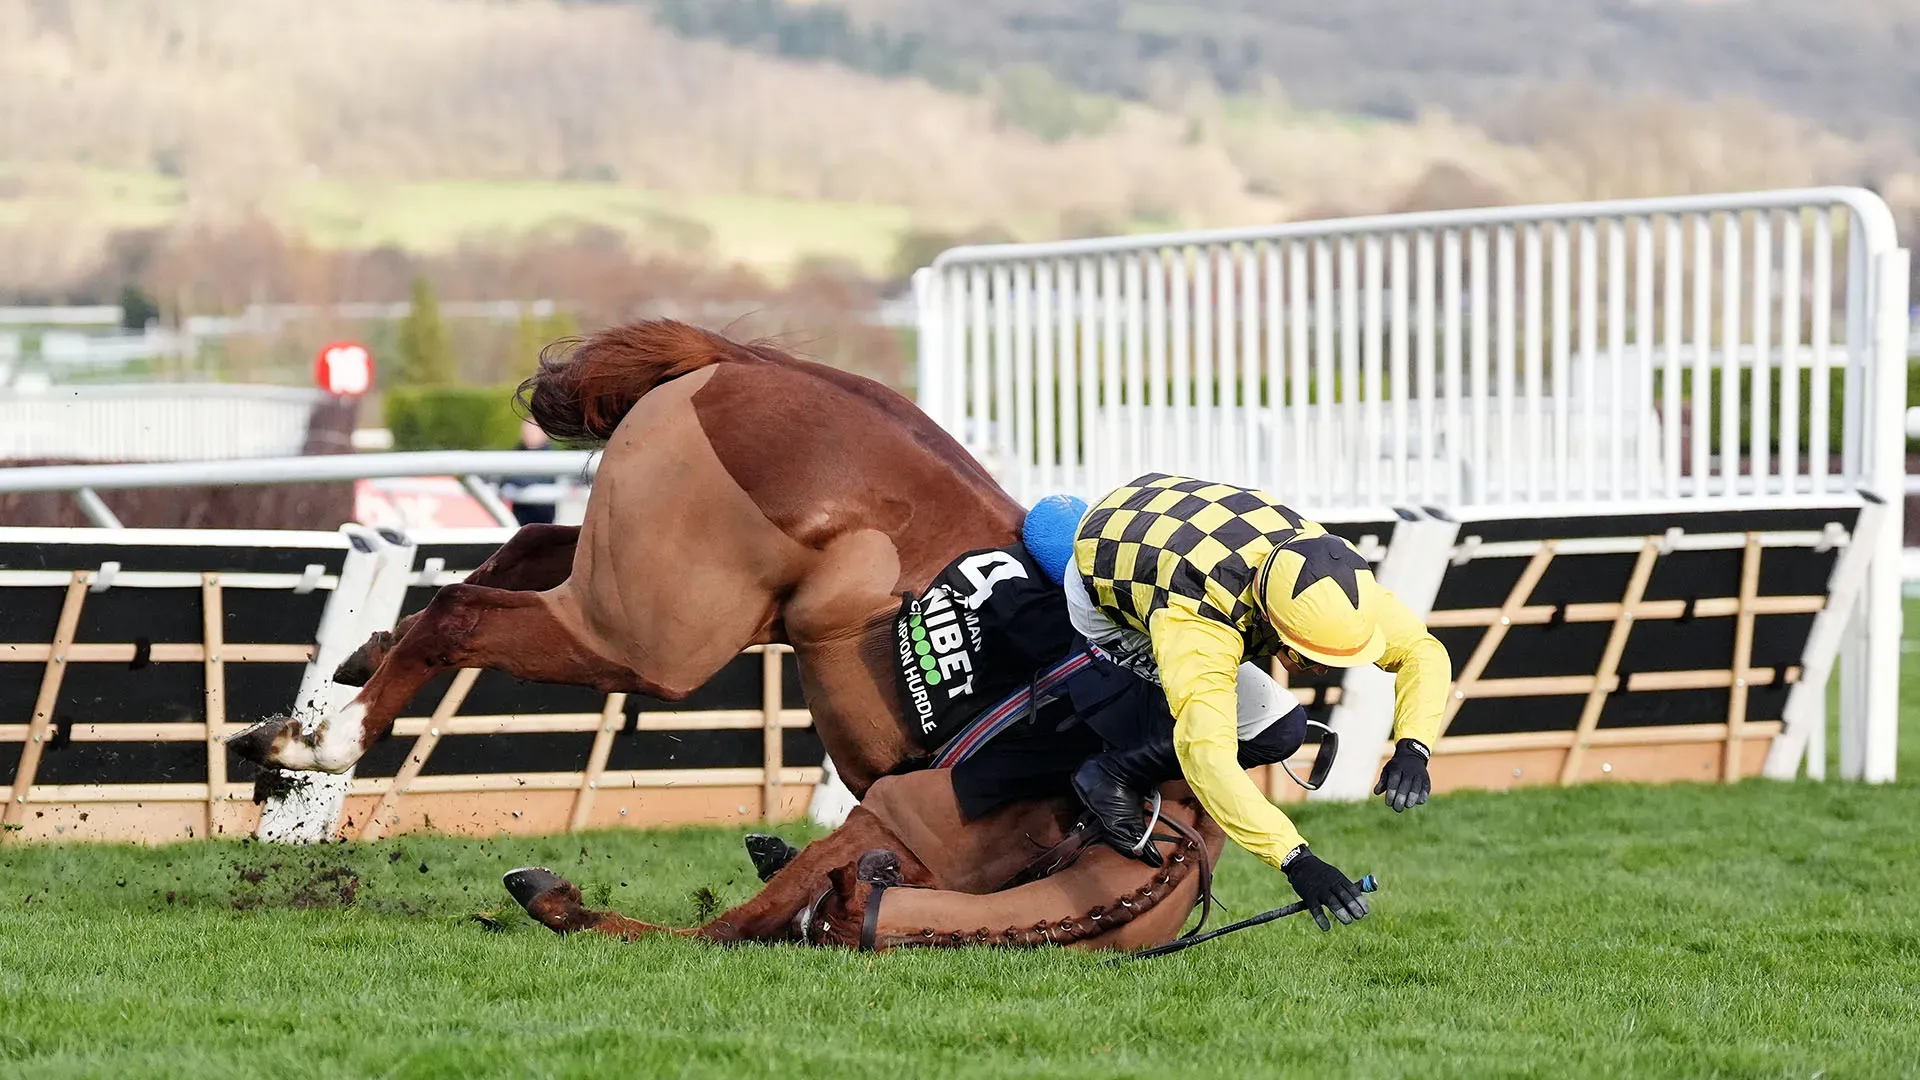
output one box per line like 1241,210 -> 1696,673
891,542 -> 1078,755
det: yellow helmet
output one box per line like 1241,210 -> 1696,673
1256,533 -> 1386,668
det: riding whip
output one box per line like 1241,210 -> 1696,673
1106,873 -> 1378,964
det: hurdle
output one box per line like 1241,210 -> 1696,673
0,524 -> 825,844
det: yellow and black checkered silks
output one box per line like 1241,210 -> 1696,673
1073,472 -> 1331,659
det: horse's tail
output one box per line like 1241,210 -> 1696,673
516,318 -> 760,444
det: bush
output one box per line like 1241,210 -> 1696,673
385,384 -> 524,451
990,64 -> 1118,144
395,277 -> 456,386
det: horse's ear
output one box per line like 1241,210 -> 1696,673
826,862 -> 859,898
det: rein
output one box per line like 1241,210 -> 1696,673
991,800 -> 1220,936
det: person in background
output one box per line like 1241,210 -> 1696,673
498,417 -> 561,526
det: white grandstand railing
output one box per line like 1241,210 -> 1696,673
0,383 -> 335,462
913,187 -> 1910,784
914,188 -> 1904,513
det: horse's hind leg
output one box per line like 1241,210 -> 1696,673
506,805 -> 935,943
232,581 -> 639,772
333,524 -> 580,686
508,774 -> 1081,944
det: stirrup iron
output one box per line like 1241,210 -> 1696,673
1125,790 -> 1163,858
1279,722 -> 1340,791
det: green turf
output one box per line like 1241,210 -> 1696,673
3,614 -> 1918,1079
274,179 -> 936,276
0,164 -> 945,277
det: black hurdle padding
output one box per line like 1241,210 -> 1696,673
368,539 -> 822,780
0,538 -> 350,577
1439,506 -> 1860,546
1,533 -> 357,787
1428,504 -> 1857,739
6,586 -> 331,656
33,740 -> 208,785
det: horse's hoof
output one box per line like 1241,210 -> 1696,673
504,867 -> 595,934
226,716 -> 292,766
503,866 -> 570,910
331,633 -> 390,687
745,834 -> 800,882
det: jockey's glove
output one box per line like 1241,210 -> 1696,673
1281,845 -> 1370,931
1373,738 -> 1432,813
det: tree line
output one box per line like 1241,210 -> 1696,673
598,0 -> 1920,143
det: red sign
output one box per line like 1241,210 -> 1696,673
314,341 -> 374,396
353,477 -> 498,530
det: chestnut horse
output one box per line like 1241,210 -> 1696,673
229,319 -> 1222,949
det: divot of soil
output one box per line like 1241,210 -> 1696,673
289,866 -> 361,909
230,859 -> 364,911
250,758 -> 311,804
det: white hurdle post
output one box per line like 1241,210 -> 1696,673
257,524 -> 418,842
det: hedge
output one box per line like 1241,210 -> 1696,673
385,384 -> 525,451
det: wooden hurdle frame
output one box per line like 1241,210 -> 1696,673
0,527 -> 826,844
0,497 -> 1881,843
1302,497 -> 1882,803
0,529 -> 344,843
338,643 -> 823,841
269,529 -> 830,842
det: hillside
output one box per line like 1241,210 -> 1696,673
637,0 -> 1920,143
1,0 -> 1915,300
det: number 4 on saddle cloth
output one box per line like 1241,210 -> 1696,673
891,495 -> 1101,781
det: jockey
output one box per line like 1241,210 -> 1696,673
1036,473 -> 1450,931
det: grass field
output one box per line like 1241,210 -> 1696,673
276,179 -> 938,277
0,166 -> 942,278
3,617 -> 1919,1078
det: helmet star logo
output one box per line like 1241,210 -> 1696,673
1282,534 -> 1369,606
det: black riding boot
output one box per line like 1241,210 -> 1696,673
1070,729 -> 1182,867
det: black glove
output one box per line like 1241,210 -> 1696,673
1373,738 -> 1431,813
1281,845 -> 1370,931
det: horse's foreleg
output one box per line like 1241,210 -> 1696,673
233,582 -> 634,772
506,805 -> 933,943
334,524 -> 581,686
